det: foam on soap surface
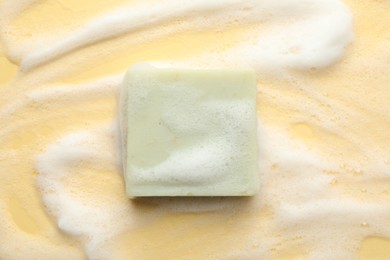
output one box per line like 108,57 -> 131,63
2,0 -> 390,259
120,65 -> 258,197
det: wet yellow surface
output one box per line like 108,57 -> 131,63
0,48 -> 18,85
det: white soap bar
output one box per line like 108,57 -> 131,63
120,64 -> 258,197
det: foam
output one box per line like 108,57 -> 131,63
36,124 -> 250,258
7,0 -> 353,73
36,125 -> 133,259
35,122 -> 390,259
2,0 -> 390,258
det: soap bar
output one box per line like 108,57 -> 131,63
120,64 -> 258,197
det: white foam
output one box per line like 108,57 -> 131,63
11,0 -> 353,73
36,124 -> 249,258
36,121 -> 390,259
124,79 -> 255,185
36,125 -> 133,259
5,0 -> 390,259
173,0 -> 353,78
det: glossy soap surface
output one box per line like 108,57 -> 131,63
0,0 -> 390,259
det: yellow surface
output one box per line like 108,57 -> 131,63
361,237 -> 390,260
0,46 -> 18,85
0,0 -> 389,258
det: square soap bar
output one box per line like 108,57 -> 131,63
120,64 -> 258,197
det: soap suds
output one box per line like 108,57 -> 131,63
122,68 -> 257,187
36,125 -> 133,259
1,0 -> 390,259
35,122 -> 390,259
36,124 -> 253,258
6,0 -> 353,73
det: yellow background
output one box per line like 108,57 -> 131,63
1,0 -> 390,259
